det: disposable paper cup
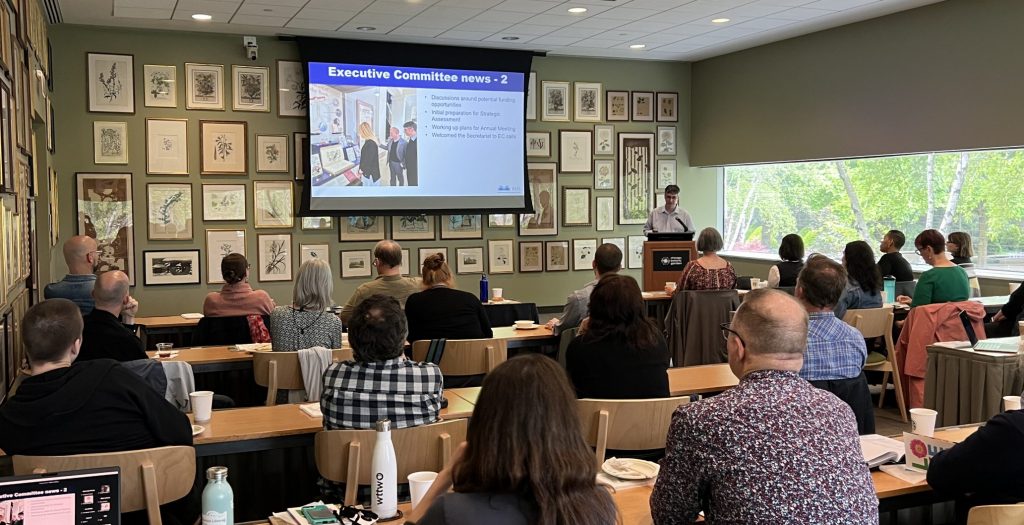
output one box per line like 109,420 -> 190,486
408,471 -> 438,510
190,391 -> 215,423
750,278 -> 761,288
514,320 -> 534,329
493,288 -> 503,300
1004,395 -> 1022,411
909,408 -> 937,437
664,282 -> 677,292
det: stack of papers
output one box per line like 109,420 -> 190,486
234,343 -> 273,352
860,434 -> 905,468
299,403 -> 322,418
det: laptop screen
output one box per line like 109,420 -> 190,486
0,467 -> 120,525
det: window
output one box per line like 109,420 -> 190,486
723,149 -> 1024,274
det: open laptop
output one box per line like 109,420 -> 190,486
959,310 -> 1020,353
0,467 -> 120,525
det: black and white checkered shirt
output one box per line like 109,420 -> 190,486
320,356 -> 444,430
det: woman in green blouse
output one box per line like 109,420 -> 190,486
896,229 -> 970,307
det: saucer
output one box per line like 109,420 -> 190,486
514,324 -> 540,330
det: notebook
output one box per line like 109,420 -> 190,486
859,434 -> 905,468
0,467 -> 120,525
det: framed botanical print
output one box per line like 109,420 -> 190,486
258,234 -> 293,281
487,239 -> 514,274
392,215 -> 435,240
301,216 -> 333,230
254,181 -> 294,229
143,250 -> 201,286
519,241 -> 543,273
143,64 -> 176,108
294,133 -> 310,180
205,229 -> 245,283
596,196 -> 615,231
488,214 -> 515,228
618,133 -> 654,225
631,91 -> 654,121
440,214 -> 483,240
562,187 -> 592,227
76,172 -> 135,284
519,163 -> 557,237
594,124 -> 613,156
594,159 -> 614,190
300,243 -> 330,265
87,53 -> 134,113
657,159 -> 677,189
572,239 -> 597,271
606,90 -> 628,121
340,250 -> 372,278
602,237 -> 626,258
202,184 -> 246,221
277,60 -> 308,117
93,121 -> 127,164
525,71 -> 537,121
559,130 -> 592,173
526,132 -> 550,158
232,65 -> 270,112
256,134 -> 289,173
456,247 -> 484,274
628,235 -> 646,269
399,249 -> 411,276
545,240 -> 569,271
657,126 -> 677,156
573,82 -> 601,122
147,183 -> 193,241
541,81 -> 569,122
185,63 -> 224,110
418,247 -> 448,270
656,92 -> 679,122
146,118 -> 188,175
339,216 -> 386,242
200,120 -> 247,174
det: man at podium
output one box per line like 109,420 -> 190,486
643,184 -> 694,235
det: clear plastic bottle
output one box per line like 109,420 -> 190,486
201,466 -> 234,525
371,419 -> 398,519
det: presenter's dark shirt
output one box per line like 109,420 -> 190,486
878,252 -> 914,281
359,139 -> 381,181
404,287 -> 492,342
80,309 -> 147,362
405,137 -> 418,184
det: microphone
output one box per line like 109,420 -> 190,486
675,217 -> 689,232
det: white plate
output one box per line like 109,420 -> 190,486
514,324 -> 540,330
601,458 -> 659,480
192,425 -> 205,436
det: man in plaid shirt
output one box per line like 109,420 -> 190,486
321,294 -> 444,431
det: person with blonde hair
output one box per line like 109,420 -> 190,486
357,121 -> 382,186
269,258 -> 342,351
404,253 -> 492,342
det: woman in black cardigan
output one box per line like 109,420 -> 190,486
404,253 -> 492,343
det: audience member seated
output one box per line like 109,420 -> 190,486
928,408 -> 1024,523
988,282 -> 1024,337
877,229 -> 915,282
947,231 -> 974,265
674,227 -> 737,291
767,233 -> 804,288
407,354 -> 618,525
545,243 -> 622,336
43,235 -> 101,315
405,253 -> 492,342
896,230 -> 970,307
833,241 -> 884,320
796,256 -> 874,434
565,274 -> 669,399
651,289 -> 877,524
269,259 -> 343,351
338,240 -> 420,324
0,299 -> 192,455
202,253 -> 275,317
80,270 -> 146,362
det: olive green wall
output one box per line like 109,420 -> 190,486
49,24 -> 713,315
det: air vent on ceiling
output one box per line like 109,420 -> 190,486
43,0 -> 62,24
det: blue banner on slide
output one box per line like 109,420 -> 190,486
309,62 -> 524,92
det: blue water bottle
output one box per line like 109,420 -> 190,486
883,276 -> 896,304
201,467 -> 233,525
480,274 -> 489,303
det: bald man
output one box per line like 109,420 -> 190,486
339,240 -> 420,323
79,271 -> 146,362
652,289 -> 877,524
43,235 -> 102,315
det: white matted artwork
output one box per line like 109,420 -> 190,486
144,64 -> 176,108
93,121 -> 127,164
601,237 -> 626,257
440,214 -> 483,239
146,118 -> 188,175
392,215 -> 435,240
545,240 -> 569,271
233,65 -> 270,112
628,235 -> 646,269
254,181 -> 294,229
525,72 -> 537,120
606,90 -> 628,121
594,125 -> 613,156
400,248 -> 411,276
596,196 -> 615,232
339,216 -> 386,241
202,184 -> 246,221
519,163 -> 557,237
487,239 -> 514,274
258,234 -> 292,281
562,187 -> 591,227
257,134 -> 289,173
147,183 -> 193,241
519,242 -> 543,273
594,159 -> 614,191
77,172 -> 135,284
573,82 -> 601,122
559,130 -> 592,173
418,247 -> 448,270
300,244 -> 330,265
301,217 -> 333,230
631,91 -> 654,121
88,53 -> 135,113
341,250 -> 372,278
205,229 -> 245,283
201,120 -> 247,174
541,81 -> 569,122
526,132 -> 550,158
618,133 -> 654,225
656,92 -> 679,122
657,126 -> 677,156
657,159 -> 677,189
572,239 -> 597,271
185,63 -> 224,110
277,60 -> 308,117
456,247 -> 484,274
143,250 -> 200,286
488,214 -> 515,228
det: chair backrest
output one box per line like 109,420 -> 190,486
411,338 -> 507,376
13,446 -> 196,525
844,307 -> 896,358
577,396 -> 690,468
191,316 -> 254,346
967,504 -> 1024,525
253,349 -> 353,406
665,290 -> 740,366
314,418 -> 469,505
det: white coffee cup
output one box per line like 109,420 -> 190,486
750,278 -> 761,289
492,288 -> 503,301
1005,395 -> 1022,411
909,408 -> 938,437
190,391 -> 215,423
408,471 -> 438,510
664,282 -> 677,293
514,320 -> 535,329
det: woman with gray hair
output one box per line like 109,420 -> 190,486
673,227 -> 737,292
269,258 -> 343,351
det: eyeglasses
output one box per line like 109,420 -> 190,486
720,322 -> 745,347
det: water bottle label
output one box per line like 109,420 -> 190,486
202,510 -> 228,525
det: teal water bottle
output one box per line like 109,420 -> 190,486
480,274 -> 489,302
883,276 -> 896,304
201,467 -> 234,525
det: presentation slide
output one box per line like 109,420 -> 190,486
306,62 -> 527,213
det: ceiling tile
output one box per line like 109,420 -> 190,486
567,17 -> 627,29
337,22 -> 400,32
246,0 -> 308,6
494,0 -> 562,14
306,0 -> 375,8
389,26 -> 447,37
438,30 -> 494,40
236,3 -> 300,17
348,12 -> 413,24
734,17 -> 796,30
596,7 -> 661,20
614,20 -> 676,32
723,3 -> 791,17
115,0 -> 174,7
438,0 -> 504,7
286,18 -> 345,30
174,0 -> 240,13
400,17 -> 462,29
453,20 -> 513,32
482,33 -> 539,43
471,10 -> 534,22
528,35 -> 582,46
523,13 -> 583,27
503,23 -> 558,36
624,0 -> 693,9
171,11 -> 234,22
547,26 -> 605,39
631,32 -> 685,44
760,0 -> 817,5
364,1 -> 431,15
294,8 -> 359,21
113,6 -> 172,18
770,6 -> 834,20
803,0 -> 879,9
229,14 -> 291,26
418,5 -> 484,19
711,25 -> 766,38
568,37 -> 628,48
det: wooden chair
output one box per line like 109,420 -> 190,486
253,348 -> 354,406
410,338 -> 507,377
314,419 -> 468,505
967,504 -> 1024,524
13,446 -> 195,525
843,306 -> 907,422
577,396 -> 690,468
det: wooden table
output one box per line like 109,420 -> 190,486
972,295 -> 1009,313
668,364 -> 738,397
147,345 -> 256,373
491,325 -> 557,348
137,315 -> 202,349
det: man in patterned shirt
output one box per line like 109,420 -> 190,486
321,294 -> 444,430
796,255 -> 875,434
652,289 -> 877,524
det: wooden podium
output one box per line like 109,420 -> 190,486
643,240 -> 697,292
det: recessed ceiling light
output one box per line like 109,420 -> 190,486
501,36 -> 520,41
191,13 -> 212,21
711,18 -> 731,23
629,44 -> 646,49
568,7 -> 588,13
356,26 -> 376,31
